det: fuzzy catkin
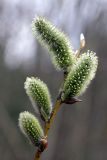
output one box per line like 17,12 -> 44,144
62,51 -> 98,100
19,111 -> 44,146
24,77 -> 52,121
32,16 -> 75,70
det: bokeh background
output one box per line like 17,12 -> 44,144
0,0 -> 107,160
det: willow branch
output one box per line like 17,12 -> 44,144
44,70 -> 71,136
34,150 -> 41,160
44,99 -> 62,136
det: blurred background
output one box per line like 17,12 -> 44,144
0,0 -> 107,160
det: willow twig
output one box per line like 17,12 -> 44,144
34,150 -> 41,160
44,70 -> 71,136
44,99 -> 62,136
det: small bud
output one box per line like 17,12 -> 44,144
62,51 -> 98,101
19,111 -> 44,147
24,77 -> 52,121
32,16 -> 76,70
80,33 -> 85,49
75,33 -> 85,57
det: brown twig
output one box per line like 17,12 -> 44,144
34,137 -> 48,160
44,70 -> 68,136
34,150 -> 41,160
44,99 -> 62,136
